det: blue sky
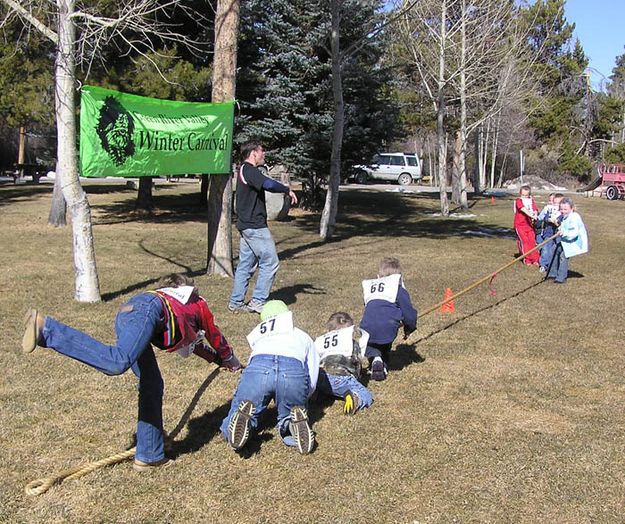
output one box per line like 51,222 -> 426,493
564,0 -> 625,89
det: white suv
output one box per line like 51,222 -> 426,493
355,152 -> 422,185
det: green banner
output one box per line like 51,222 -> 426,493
79,86 -> 234,177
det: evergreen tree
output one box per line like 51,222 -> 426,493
606,48 -> 625,158
0,15 -> 55,169
522,0 -> 590,178
236,0 -> 398,207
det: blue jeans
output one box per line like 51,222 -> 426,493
220,355 -> 309,445
229,227 -> 279,306
539,226 -> 557,268
40,293 -> 166,463
317,370 -> 373,409
547,242 -> 569,283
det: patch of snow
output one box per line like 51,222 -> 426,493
384,188 -> 416,193
503,175 -> 566,191
462,227 -> 516,239
426,212 -> 478,219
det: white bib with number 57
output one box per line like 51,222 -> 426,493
247,311 -> 294,348
362,273 -> 401,305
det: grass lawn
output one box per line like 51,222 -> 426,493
1,180 -> 624,523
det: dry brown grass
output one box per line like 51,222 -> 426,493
1,180 -> 624,523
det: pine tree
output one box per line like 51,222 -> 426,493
522,0 -> 590,178
236,0 -> 398,208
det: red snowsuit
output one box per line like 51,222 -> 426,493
514,197 -> 539,265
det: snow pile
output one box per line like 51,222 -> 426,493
503,175 -> 566,191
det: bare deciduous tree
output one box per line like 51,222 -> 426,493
206,0 -> 239,275
1,0 -> 204,301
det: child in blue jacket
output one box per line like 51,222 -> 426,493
360,257 -> 418,381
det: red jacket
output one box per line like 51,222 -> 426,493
151,290 -> 233,363
514,197 -> 538,229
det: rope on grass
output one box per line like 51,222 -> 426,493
413,232 -> 560,323
24,235 -> 559,495
25,367 -> 223,496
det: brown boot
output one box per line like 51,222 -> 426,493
133,457 -> 170,472
21,309 -> 44,353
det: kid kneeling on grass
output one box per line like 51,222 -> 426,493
220,300 -> 319,454
21,273 -> 241,471
314,312 -> 374,415
360,257 -> 418,381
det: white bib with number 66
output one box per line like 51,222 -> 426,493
362,273 -> 401,305
247,311 -> 294,349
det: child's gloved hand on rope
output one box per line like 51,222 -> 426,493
221,353 -> 242,372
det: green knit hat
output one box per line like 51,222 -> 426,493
260,300 -> 289,321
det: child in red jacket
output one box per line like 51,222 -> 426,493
514,185 -> 539,265
21,273 -> 240,471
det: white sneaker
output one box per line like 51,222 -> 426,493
370,357 -> 387,381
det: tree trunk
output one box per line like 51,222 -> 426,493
490,120 -> 500,189
206,0 -> 239,276
451,129 -> 461,204
199,174 -> 209,206
320,0 -> 344,240
136,177 -> 153,210
56,0 -> 100,302
474,127 -> 481,194
18,126 -> 26,179
48,164 -> 67,226
437,0 -> 449,216
457,0 -> 468,209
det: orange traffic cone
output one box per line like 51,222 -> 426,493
490,196 -> 495,205
441,288 -> 455,314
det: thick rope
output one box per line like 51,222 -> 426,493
24,234 -> 558,495
25,367 -> 222,496
412,232 -> 559,325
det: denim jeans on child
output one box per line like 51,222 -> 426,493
220,355 -> 309,444
40,293 -> 166,464
538,225 -> 558,269
547,242 -> 569,283
229,227 -> 279,306
316,371 -> 373,409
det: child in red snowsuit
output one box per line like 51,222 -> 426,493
514,185 -> 539,266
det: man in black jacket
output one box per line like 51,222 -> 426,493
228,141 -> 298,313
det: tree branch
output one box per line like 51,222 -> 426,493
0,0 -> 57,44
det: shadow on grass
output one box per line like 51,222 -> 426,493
389,343 -> 426,372
100,267 -> 207,302
92,186 -> 207,224
0,183 -> 52,207
89,186 -> 512,242
170,402 -> 231,459
271,283 -> 326,306
414,278 -> 546,346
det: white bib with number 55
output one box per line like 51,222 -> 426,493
362,273 -> 401,305
314,326 -> 355,360
247,311 -> 294,348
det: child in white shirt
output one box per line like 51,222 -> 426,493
314,312 -> 374,415
220,300 -> 319,454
